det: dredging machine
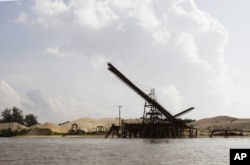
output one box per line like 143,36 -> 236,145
105,62 -> 197,138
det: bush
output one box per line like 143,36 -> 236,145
0,128 -> 15,137
0,107 -> 38,126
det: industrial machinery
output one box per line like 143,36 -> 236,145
106,62 -> 197,138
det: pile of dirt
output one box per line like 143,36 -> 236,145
3,116 -> 250,136
40,122 -> 67,133
59,118 -> 120,133
192,116 -> 250,133
27,128 -> 52,135
0,122 -> 27,132
29,123 -> 41,129
27,118 -> 122,135
59,118 -> 142,133
27,122 -> 68,135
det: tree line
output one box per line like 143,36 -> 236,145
0,107 -> 38,127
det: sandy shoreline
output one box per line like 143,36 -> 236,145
13,134 -> 106,138
12,134 -> 250,139
2,116 -> 250,137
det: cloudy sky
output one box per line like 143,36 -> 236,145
1,0 -> 250,123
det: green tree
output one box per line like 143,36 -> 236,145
24,114 -> 38,127
1,107 -> 39,126
1,107 -> 24,124
12,107 -> 24,125
1,108 -> 13,123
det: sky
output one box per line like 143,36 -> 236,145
0,0 -> 250,123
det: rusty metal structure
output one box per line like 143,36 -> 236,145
209,129 -> 250,138
106,62 -> 197,138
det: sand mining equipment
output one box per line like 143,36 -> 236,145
105,63 -> 197,138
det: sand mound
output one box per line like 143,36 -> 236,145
0,122 -> 27,132
27,122 -> 68,135
27,128 -> 52,135
124,118 -> 142,124
192,116 -> 250,132
40,122 -> 67,133
26,118 -> 121,135
59,118 -> 120,133
64,117 -> 142,133
28,123 -> 41,129
3,116 -> 250,136
193,116 -> 236,125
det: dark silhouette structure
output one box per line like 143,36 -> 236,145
106,62 -> 197,138
209,129 -> 249,138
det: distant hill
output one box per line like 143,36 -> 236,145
191,116 -> 250,135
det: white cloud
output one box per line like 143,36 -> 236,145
44,46 -> 77,57
32,0 -> 69,29
31,0 -> 228,65
0,81 -> 22,110
208,73 -> 250,116
44,47 -> 60,56
72,0 -> 119,30
127,0 -> 160,32
152,30 -> 171,45
6,0 -> 249,121
159,84 -> 186,113
175,32 -> 211,70
32,0 -> 120,30
29,0 -> 230,118
0,0 -> 19,1
23,90 -> 106,123
90,55 -> 111,70
15,12 -> 31,25
48,96 -> 104,121
48,96 -> 82,120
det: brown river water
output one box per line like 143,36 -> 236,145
0,137 -> 249,165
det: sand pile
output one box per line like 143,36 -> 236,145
29,123 -> 41,129
59,118 -> 120,133
192,116 -> 250,133
124,118 -> 142,124
40,122 -> 67,133
26,118 -> 123,135
0,122 -> 27,132
60,117 -> 142,133
27,122 -> 68,135
3,116 -> 250,136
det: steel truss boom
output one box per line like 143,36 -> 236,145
108,62 -> 180,125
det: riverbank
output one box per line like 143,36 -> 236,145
13,134 -> 106,138
1,116 -> 250,137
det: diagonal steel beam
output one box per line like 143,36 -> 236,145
174,107 -> 194,118
107,62 -> 179,124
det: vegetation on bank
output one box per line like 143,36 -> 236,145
0,107 -> 39,137
0,128 -> 30,137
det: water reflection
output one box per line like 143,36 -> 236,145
0,138 -> 250,165
143,138 -> 170,144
